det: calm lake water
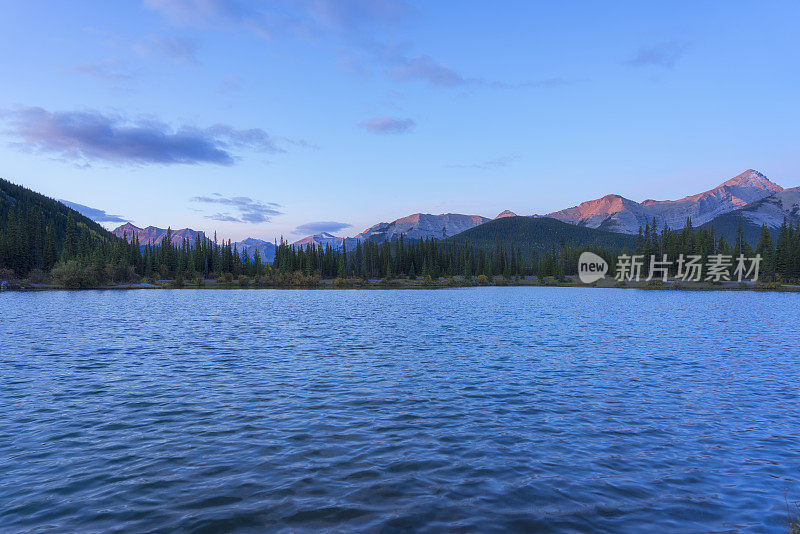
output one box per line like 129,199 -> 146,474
1,287 -> 799,532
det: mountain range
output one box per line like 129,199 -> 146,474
284,212 -> 500,252
546,169 -> 784,234
112,223 -> 277,262
110,169 -> 799,255
353,213 -> 492,244
112,223 -> 206,246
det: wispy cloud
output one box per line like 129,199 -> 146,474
135,34 -> 199,64
389,54 -> 574,89
68,59 -> 137,86
624,41 -> 687,69
294,221 -> 352,235
143,0 -> 258,29
59,200 -> 128,223
391,54 -> 465,87
1,107 -> 298,166
505,77 -> 574,89
360,116 -> 415,134
191,194 -> 282,223
206,212 -> 240,222
281,137 -> 321,150
447,155 -> 519,170
144,0 -> 549,90
216,74 -> 244,94
144,0 -> 409,38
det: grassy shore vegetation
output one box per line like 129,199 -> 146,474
3,177 -> 800,290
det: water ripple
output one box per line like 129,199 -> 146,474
0,287 -> 798,532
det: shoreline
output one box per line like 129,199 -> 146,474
3,276 -> 799,293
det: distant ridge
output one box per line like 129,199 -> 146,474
291,212 -> 491,250
112,223 -> 205,246
112,223 -> 277,262
355,212 -> 490,243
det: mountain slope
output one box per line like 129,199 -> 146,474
737,186 -> 800,228
236,238 -> 276,263
701,186 -> 800,245
1,178 -> 113,241
548,169 -> 783,234
448,216 -> 637,257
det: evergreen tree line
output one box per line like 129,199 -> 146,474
271,233 -> 630,282
3,207 -> 800,285
268,216 -> 800,282
633,216 -> 800,281
0,205 -> 113,277
272,234 -> 542,280
136,229 -> 270,280
51,228 -> 273,287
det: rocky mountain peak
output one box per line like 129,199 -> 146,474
495,210 -> 517,219
721,169 -> 783,192
115,222 -> 141,232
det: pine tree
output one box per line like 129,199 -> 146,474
776,218 -> 790,280
755,224 -> 775,281
43,224 -> 57,271
336,249 -> 346,278
733,215 -> 745,259
63,211 -> 77,261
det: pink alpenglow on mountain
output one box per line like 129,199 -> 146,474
494,210 -> 517,219
291,232 -> 345,249
547,169 -> 783,234
112,223 -> 205,245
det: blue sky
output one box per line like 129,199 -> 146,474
1,1 -> 799,241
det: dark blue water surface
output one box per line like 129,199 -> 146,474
1,287 -> 799,533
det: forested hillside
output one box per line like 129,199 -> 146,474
0,178 -> 119,275
447,216 -> 637,256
